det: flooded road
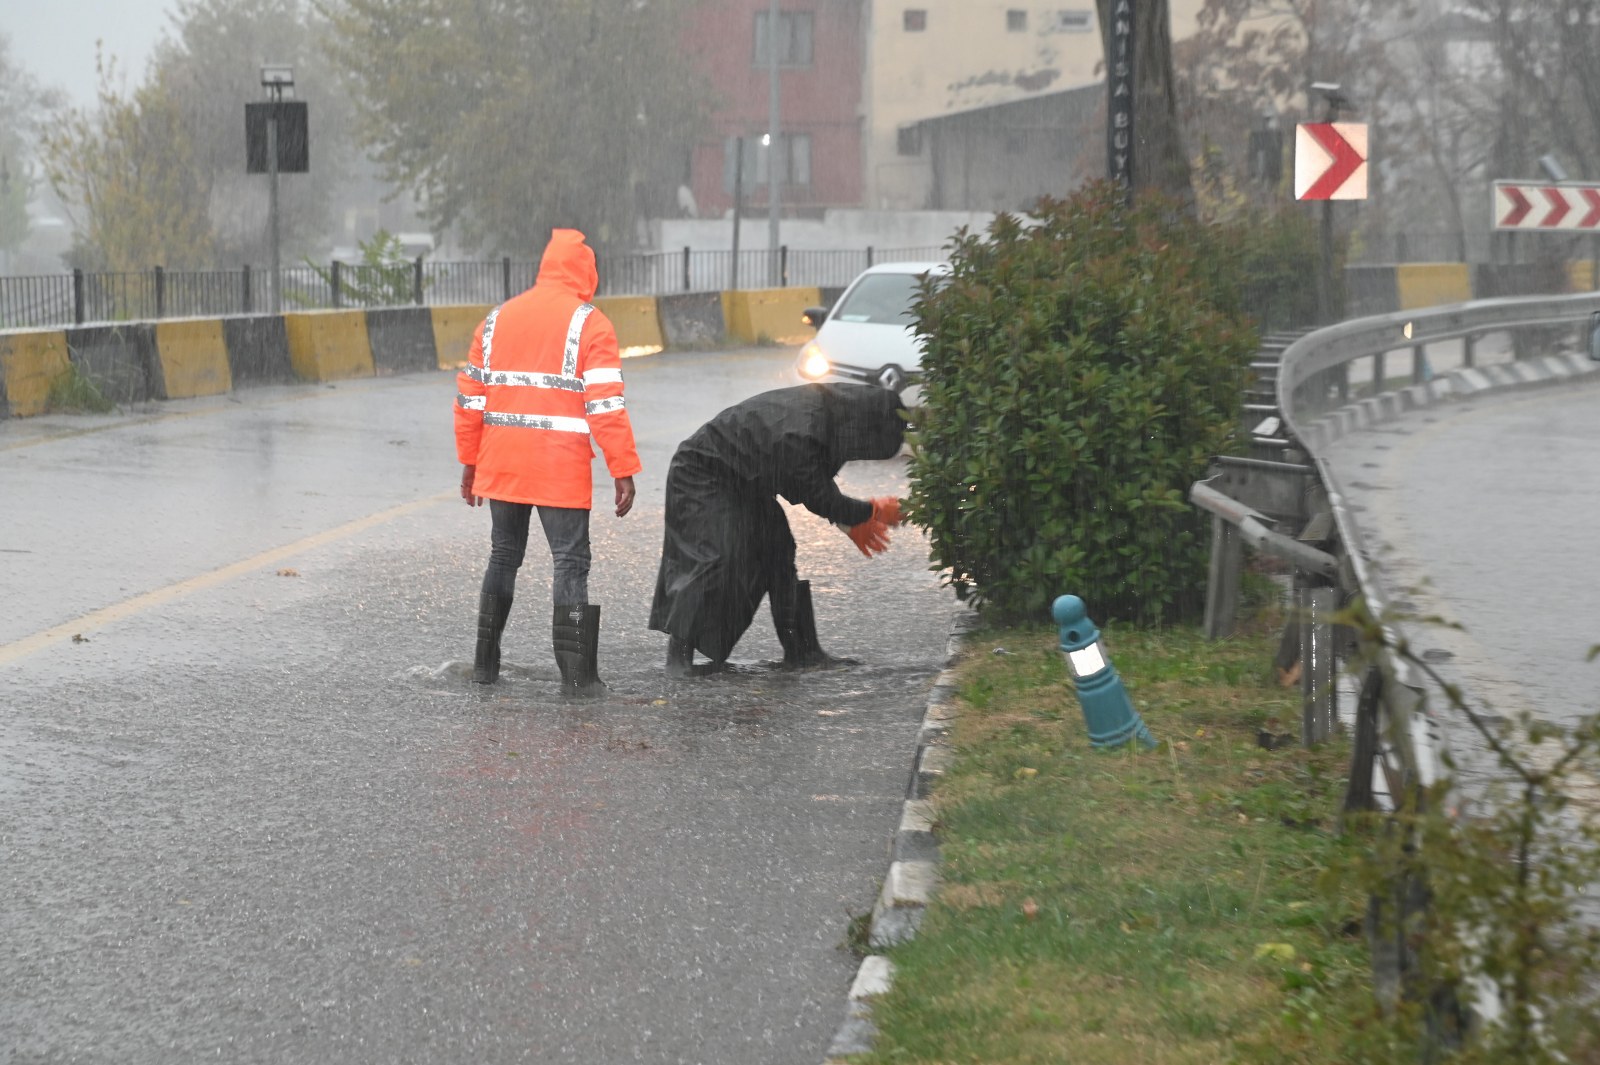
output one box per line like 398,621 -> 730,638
0,348 -> 959,1064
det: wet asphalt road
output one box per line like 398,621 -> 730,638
0,348 -> 958,1064
1322,374 -> 1600,794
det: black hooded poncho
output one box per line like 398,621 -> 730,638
648,384 -> 906,662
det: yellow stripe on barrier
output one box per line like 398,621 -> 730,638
283,310 -> 376,382
154,319 -> 233,398
0,330 -> 71,416
430,304 -> 492,370
719,287 -> 821,346
1568,261 -> 1597,293
592,296 -> 665,356
1396,263 -> 1472,310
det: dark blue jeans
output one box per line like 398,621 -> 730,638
482,500 -> 591,605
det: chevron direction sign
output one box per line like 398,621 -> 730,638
1294,122 -> 1368,201
1493,182 -> 1600,231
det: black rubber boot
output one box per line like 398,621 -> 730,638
473,593 -> 513,684
788,581 -> 857,669
769,580 -> 809,668
553,604 -> 606,698
665,635 -> 698,678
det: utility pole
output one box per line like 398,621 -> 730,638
260,65 -> 294,314
767,0 -> 781,286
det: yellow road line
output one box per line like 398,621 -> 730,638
0,492 -> 452,667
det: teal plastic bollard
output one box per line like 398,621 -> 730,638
1052,594 -> 1157,749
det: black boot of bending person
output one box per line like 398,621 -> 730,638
773,580 -> 856,669
473,593 -> 514,684
553,604 -> 606,698
664,634 -> 729,677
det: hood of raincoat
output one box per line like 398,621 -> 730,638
535,228 -> 598,301
822,383 -> 906,464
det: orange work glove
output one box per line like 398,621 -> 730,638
846,518 -> 892,557
870,497 -> 905,527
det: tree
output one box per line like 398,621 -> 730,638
151,0 -> 363,264
321,0 -> 713,255
42,53 -> 217,272
0,33 -> 65,264
1095,0 -> 1194,205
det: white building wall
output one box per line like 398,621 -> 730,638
862,1 -> 1204,209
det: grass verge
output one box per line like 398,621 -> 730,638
45,361 -> 116,414
853,608 -> 1380,1064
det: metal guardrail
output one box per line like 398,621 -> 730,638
0,245 -> 947,330
1192,290 -> 1600,1027
1196,292 -> 1600,790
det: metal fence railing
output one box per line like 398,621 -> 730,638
0,245 -> 952,330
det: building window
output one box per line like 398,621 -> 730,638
723,133 -> 813,192
904,9 -> 927,31
753,10 -> 814,67
1053,9 -> 1091,32
1007,9 -> 1027,31
897,125 -> 923,156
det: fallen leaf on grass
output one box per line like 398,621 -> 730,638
1013,767 -> 1038,780
1021,898 -> 1039,921
1253,942 -> 1297,962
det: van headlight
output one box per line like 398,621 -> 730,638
799,341 -> 832,380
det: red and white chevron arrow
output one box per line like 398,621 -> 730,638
1294,123 -> 1368,201
1493,181 -> 1600,231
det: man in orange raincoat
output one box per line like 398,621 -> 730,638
455,229 -> 641,696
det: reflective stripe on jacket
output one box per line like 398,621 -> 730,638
454,229 -> 642,507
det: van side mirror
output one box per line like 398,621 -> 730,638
1589,311 -> 1600,362
801,305 -> 829,328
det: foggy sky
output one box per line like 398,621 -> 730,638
3,0 -> 177,108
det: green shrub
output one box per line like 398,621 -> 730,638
906,183 -> 1256,624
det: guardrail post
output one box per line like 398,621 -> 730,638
413,256 -> 424,305
682,246 -> 691,292
154,265 -> 165,320
502,257 -> 512,301
780,244 -> 789,287
1299,580 -> 1337,745
866,245 -> 874,268
1411,344 -> 1428,384
1462,332 -> 1475,367
72,268 -> 85,325
1372,350 -> 1387,396
330,261 -> 343,310
1203,515 -> 1242,640
241,264 -> 253,314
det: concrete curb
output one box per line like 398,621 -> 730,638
822,607 -> 979,1063
1303,349 -> 1600,451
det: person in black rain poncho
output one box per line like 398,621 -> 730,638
649,383 -> 909,676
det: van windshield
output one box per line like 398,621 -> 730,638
832,272 -> 925,326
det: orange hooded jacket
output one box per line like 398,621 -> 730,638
454,230 -> 642,508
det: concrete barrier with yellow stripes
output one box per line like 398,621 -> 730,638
720,287 -> 822,346
153,319 -> 233,399
283,310 -> 376,382
0,330 -> 71,417
593,295 -> 666,355
430,304 -> 492,370
1395,263 -> 1473,311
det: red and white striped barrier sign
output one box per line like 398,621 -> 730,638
1493,182 -> 1600,231
1294,123 -> 1368,201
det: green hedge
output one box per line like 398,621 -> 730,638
907,184 -> 1257,624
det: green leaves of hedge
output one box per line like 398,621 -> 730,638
907,184 -> 1257,624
